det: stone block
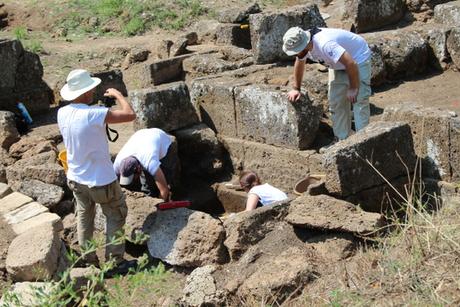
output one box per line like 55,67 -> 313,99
434,1 -> 460,26
182,265 -> 226,306
320,121 -> 416,197
130,81 -> 199,132
215,23 -> 251,49
8,136 -> 57,159
342,0 -> 405,33
6,223 -> 62,281
382,103 -> 459,181
0,182 -> 12,198
4,201 -> 48,225
221,137 -> 315,192
217,3 -> 261,23
140,54 -> 190,86
92,69 -> 128,103
447,27 -> 460,70
215,183 -> 247,213
12,212 -> 63,235
286,194 -> 385,235
249,4 -> 326,64
424,27 -> 451,70
0,192 -> 33,214
11,179 -> 64,208
0,111 -> 19,150
6,163 -> 66,187
147,208 -> 227,267
174,123 -> 228,179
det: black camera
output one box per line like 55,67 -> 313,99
102,96 -> 116,108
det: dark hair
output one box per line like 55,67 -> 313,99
239,170 -> 261,190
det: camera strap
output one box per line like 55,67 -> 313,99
106,124 -> 119,142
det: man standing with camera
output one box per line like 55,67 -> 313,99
58,69 -> 136,271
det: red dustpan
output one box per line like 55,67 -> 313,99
157,200 -> 192,210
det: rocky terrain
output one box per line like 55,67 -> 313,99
0,0 -> 460,305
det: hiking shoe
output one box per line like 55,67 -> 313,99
105,259 -> 138,278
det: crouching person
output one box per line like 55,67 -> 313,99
58,69 -> 136,271
239,170 -> 288,211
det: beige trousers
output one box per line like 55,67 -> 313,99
328,59 -> 372,140
68,179 -> 127,263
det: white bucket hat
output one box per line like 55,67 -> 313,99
282,27 -> 311,56
60,69 -> 101,101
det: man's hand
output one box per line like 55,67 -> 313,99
287,89 -> 301,102
104,88 -> 122,99
347,88 -> 358,103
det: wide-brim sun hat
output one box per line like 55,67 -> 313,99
60,69 -> 101,101
282,27 -> 311,56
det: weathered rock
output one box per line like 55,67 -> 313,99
447,27 -> 460,70
342,0 -> 405,33
0,148 -> 16,167
0,182 -> 12,198
95,190 -> 162,243
12,212 -> 63,235
368,44 -> 388,86
7,163 -> 66,187
0,282 -> 53,306
223,200 -> 290,260
433,1 -> 460,25
182,265 -> 226,306
70,267 -> 103,294
174,124 -> 227,179
214,183 -> 247,213
147,208 -> 227,267
221,137 -> 315,192
122,47 -> 150,68
363,29 -> 429,80
0,111 -> 19,150
0,192 -> 33,214
4,201 -> 48,225
6,223 -> 62,281
190,19 -> 221,43
320,121 -> 416,197
130,81 -> 199,132
423,26 -> 451,70
140,54 -> 190,86
91,69 -> 128,103
249,4 -> 326,64
286,195 -> 385,235
0,39 -> 52,115
409,0 -> 454,13
218,3 -> 261,23
8,136 -> 57,159
156,39 -> 174,59
215,23 -> 252,49
10,179 -> 64,208
306,233 -> 358,262
382,103 -> 460,181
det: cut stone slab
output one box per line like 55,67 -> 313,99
249,4 -> 326,64
0,182 -> 12,198
4,201 -> 48,225
434,1 -> 460,27
12,212 -> 63,235
214,183 -> 247,213
147,208 -> 227,267
320,121 -> 416,197
0,282 -> 53,306
11,179 -> 64,208
342,0 -> 405,33
221,137 -> 314,192
447,27 -> 460,70
130,81 -> 199,132
140,54 -> 190,86
286,195 -> 385,236
6,223 -> 62,281
0,192 -> 33,214
223,200 -> 290,260
382,103 -> 460,181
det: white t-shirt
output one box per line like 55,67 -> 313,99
249,183 -> 288,206
57,103 -> 116,187
113,128 -> 172,177
300,28 -> 370,70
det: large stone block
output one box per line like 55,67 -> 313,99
424,27 -> 451,70
147,208 -> 227,267
130,81 -> 199,132
364,29 -> 429,81
6,223 -> 62,281
174,123 -> 228,179
447,27 -> 460,70
0,192 -> 33,214
215,23 -> 251,49
434,1 -> 460,26
4,201 -> 48,225
342,0 -> 405,33
214,183 -> 247,213
249,4 -> 326,64
221,137 -> 314,192
140,54 -> 190,86
320,121 -> 416,197
286,195 -> 385,235
11,179 -> 64,208
382,103 -> 460,181
0,111 -> 19,150
8,136 -> 57,159
409,0 -> 454,13
12,212 -> 63,235
217,3 -> 261,23
6,163 -> 66,187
